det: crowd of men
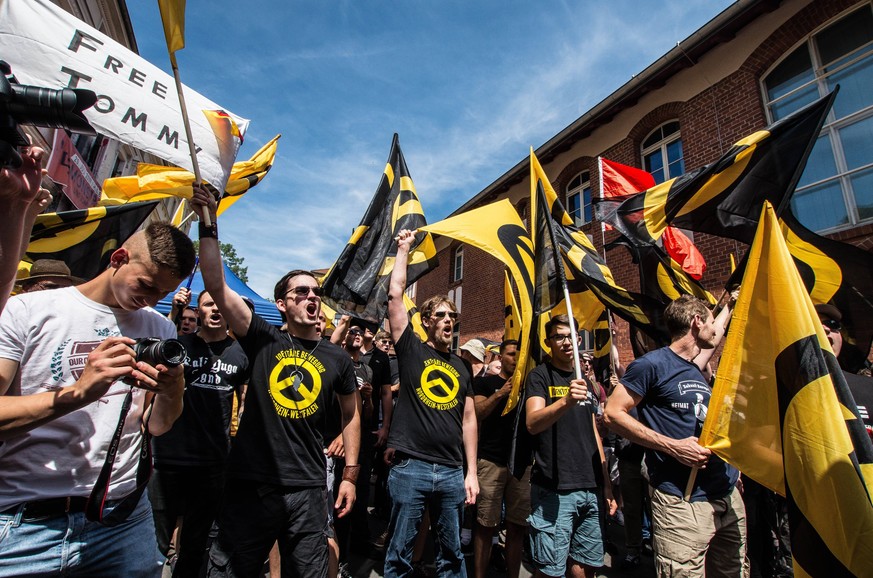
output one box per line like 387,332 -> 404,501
2,150 -> 872,578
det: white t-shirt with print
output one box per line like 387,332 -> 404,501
0,286 -> 175,509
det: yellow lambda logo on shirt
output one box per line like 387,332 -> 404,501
269,349 -> 326,419
417,358 -> 461,410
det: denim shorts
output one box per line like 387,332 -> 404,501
527,483 -> 603,576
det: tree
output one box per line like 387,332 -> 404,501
192,240 -> 249,283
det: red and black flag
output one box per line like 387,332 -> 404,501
23,201 -> 158,281
599,90 -> 836,246
321,134 -> 438,323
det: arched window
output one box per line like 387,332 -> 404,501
641,121 -> 684,184
452,245 -> 464,282
763,4 -> 873,232
566,171 -> 592,226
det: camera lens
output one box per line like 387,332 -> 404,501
7,84 -> 97,135
157,340 -> 186,367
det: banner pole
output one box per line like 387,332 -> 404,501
169,56 -> 211,227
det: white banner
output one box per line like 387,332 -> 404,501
0,0 -> 249,191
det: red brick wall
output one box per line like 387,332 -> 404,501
414,0 -> 871,364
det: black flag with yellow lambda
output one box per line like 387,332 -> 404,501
23,201 -> 159,281
604,90 -> 836,246
321,134 -> 438,322
700,202 -> 873,576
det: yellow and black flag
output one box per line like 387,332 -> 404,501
781,209 -> 873,374
531,152 -> 669,344
504,270 -> 521,342
607,235 -> 715,306
421,198 -> 534,413
23,201 -> 158,281
100,135 -> 280,217
403,293 -> 428,342
604,90 -> 836,246
321,134 -> 438,323
699,202 -> 873,577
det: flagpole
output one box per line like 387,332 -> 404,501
168,54 -> 211,228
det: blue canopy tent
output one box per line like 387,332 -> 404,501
155,262 -> 283,326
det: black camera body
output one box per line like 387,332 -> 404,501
0,60 -> 97,168
133,338 -> 187,368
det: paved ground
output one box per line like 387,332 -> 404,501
345,510 -> 657,578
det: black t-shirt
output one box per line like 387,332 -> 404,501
153,334 -> 249,468
387,325 -> 473,467
845,371 -> 873,428
361,346 -> 391,389
526,363 -> 599,491
621,346 -> 739,501
473,374 -> 515,466
227,314 -> 357,486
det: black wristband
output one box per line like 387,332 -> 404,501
198,221 -> 218,239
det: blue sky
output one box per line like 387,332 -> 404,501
127,0 -> 734,297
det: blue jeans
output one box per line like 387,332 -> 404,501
0,492 -> 162,577
384,457 -> 466,578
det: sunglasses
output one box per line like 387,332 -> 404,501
348,328 -> 364,336
432,311 -> 458,321
822,318 -> 842,332
285,285 -> 323,299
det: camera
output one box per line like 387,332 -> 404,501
133,338 -> 187,368
0,60 -> 97,168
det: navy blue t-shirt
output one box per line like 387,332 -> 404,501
621,347 -> 738,501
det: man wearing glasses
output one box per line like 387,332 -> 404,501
525,314 -> 616,578
383,229 -> 479,578
191,188 -> 361,578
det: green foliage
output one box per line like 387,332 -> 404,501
192,240 -> 249,283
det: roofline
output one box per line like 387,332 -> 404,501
450,0 -> 782,216
117,0 -> 139,53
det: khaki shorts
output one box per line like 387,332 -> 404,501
476,458 -> 531,527
651,486 -> 748,578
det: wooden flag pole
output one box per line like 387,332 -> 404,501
169,55 -> 210,227
684,467 -> 698,501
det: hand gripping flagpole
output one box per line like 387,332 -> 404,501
538,184 -> 588,404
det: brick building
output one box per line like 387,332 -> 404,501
413,0 -> 873,367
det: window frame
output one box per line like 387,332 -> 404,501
641,121 -> 684,184
760,2 -> 873,233
565,171 -> 592,226
452,245 -> 464,282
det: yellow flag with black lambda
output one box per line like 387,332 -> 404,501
421,198 -> 534,413
23,201 -> 159,282
605,90 -> 836,246
100,135 -> 280,216
321,134 -> 438,323
504,271 -> 521,342
403,293 -> 428,342
158,0 -> 186,56
699,202 -> 873,577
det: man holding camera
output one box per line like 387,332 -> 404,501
191,188 -> 360,578
0,223 -> 196,577
149,290 -> 249,577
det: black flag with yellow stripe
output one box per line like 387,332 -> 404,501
321,134 -> 438,323
602,90 -> 836,246
23,201 -> 158,281
700,202 -> 873,576
532,153 -> 668,345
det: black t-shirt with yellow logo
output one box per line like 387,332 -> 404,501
387,325 -> 473,467
526,362 -> 598,491
227,314 -> 357,486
